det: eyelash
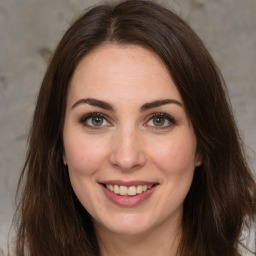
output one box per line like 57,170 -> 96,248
79,112 -> 110,128
146,112 -> 177,128
79,112 -> 176,129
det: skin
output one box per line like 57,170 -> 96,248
63,44 -> 201,256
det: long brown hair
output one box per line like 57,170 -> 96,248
14,1 -> 256,255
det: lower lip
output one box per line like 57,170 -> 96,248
101,184 -> 157,207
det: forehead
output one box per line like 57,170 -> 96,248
67,43 -> 182,106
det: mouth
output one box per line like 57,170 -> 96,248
101,183 -> 157,197
100,181 -> 159,207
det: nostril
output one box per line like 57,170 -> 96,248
109,150 -> 147,171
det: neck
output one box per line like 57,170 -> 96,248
94,217 -> 182,256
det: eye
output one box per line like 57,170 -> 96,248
80,113 -> 110,128
146,113 -> 176,128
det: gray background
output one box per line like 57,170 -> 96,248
0,0 -> 255,254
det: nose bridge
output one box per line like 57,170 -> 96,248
109,124 -> 146,171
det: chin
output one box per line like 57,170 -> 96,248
94,212 -> 159,236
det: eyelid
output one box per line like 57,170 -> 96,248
79,112 -> 111,128
144,112 -> 177,128
78,111 -> 176,129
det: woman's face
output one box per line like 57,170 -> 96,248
63,44 -> 201,236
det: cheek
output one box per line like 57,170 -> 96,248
64,135 -> 107,176
64,135 -> 108,211
151,132 -> 197,175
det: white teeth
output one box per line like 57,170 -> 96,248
119,186 -> 128,195
128,186 -> 136,196
106,184 -> 114,192
105,184 -> 154,196
114,185 -> 120,194
136,185 -> 143,194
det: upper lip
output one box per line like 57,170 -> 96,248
99,180 -> 158,187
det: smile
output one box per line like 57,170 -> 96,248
105,184 -> 153,196
100,181 -> 159,207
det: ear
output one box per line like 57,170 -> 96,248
195,151 -> 202,167
63,153 -> 67,165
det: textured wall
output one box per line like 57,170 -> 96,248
0,0 -> 255,254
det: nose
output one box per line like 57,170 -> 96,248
109,128 -> 147,171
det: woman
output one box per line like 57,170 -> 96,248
14,0 -> 255,255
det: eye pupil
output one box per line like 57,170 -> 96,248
153,117 -> 165,126
92,116 -> 103,126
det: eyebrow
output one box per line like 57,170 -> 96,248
71,98 -> 114,110
140,99 -> 183,111
71,98 -> 183,111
